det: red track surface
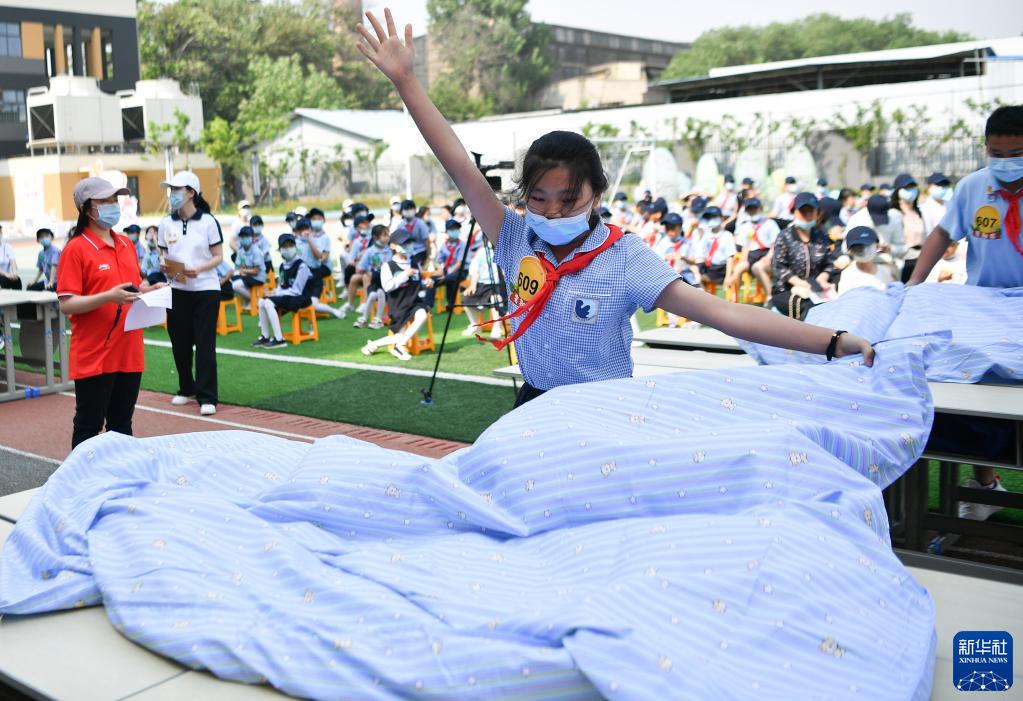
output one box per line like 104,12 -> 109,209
0,370 -> 468,463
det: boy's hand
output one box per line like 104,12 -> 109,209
356,9 -> 416,86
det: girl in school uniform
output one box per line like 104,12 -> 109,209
141,228 -> 165,285
253,233 -> 317,350
231,226 -> 267,303
360,239 -> 434,361
357,9 -> 874,405
353,224 -> 392,329
157,171 -> 224,417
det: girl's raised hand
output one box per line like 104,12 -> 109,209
356,9 -> 415,86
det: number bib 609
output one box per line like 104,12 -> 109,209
516,256 -> 546,303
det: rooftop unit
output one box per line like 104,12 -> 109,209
117,79 -> 204,144
27,76 -> 124,148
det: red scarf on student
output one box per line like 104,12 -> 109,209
476,224 -> 624,351
996,189 -> 1023,257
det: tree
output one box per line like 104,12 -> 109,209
425,0 -> 551,119
662,14 -> 971,80
199,116 -> 242,195
143,108 -> 195,168
355,139 -> 389,193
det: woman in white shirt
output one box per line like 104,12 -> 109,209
0,223 -> 20,289
157,171 -> 224,417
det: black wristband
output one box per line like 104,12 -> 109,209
826,330 -> 847,361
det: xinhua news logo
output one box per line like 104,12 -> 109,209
953,631 -> 1013,692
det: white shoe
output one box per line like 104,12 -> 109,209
337,303 -> 351,319
331,307 -> 344,319
489,330 -> 503,341
171,395 -> 191,406
356,302 -> 367,314
461,326 -> 475,337
958,478 -> 1007,521
368,318 -> 384,330
360,342 -> 375,356
390,345 -> 412,361
353,318 -> 366,328
200,404 -> 216,416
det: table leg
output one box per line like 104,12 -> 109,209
2,310 -> 13,399
58,311 -> 68,385
43,304 -> 54,387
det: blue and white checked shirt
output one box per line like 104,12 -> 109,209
494,208 -> 679,390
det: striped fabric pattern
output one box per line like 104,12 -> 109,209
0,337 -> 941,700
741,284 -> 1023,384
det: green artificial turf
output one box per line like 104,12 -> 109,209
927,460 -> 1023,525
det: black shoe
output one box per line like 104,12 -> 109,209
264,338 -> 288,349
252,336 -> 270,347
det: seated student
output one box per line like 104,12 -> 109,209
390,198 -> 430,268
253,233 -> 316,350
339,213 -> 374,317
0,222 -> 21,290
299,209 -> 343,319
770,193 -> 837,320
27,228 -> 60,291
124,224 -> 145,269
836,226 -> 893,296
769,176 -> 798,224
609,191 -> 633,230
230,226 -> 267,302
727,197 -> 778,298
141,228 -> 166,285
434,218 -> 467,311
924,239 -> 968,284
652,212 -> 697,287
461,243 -> 505,340
360,239 -> 435,361
691,206 -> 736,287
353,224 -> 392,329
215,259 -> 235,301
248,215 -> 272,273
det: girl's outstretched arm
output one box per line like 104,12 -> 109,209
655,279 -> 876,365
356,9 -> 505,244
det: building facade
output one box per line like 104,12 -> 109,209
0,0 -> 140,158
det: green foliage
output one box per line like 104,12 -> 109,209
680,117 -> 715,163
425,0 -> 551,118
662,13 -> 972,80
198,117 -> 241,178
826,100 -> 887,158
143,108 -> 195,167
354,139 -> 389,192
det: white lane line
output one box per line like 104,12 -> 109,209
142,339 -> 514,387
0,445 -> 62,465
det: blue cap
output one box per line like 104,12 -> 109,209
238,226 -> 253,238
816,177 -> 828,187
866,194 -> 890,225
613,191 -> 627,201
893,173 -> 916,190
879,182 -> 892,191
784,176 -> 797,184
690,196 -> 709,215
294,217 -> 311,231
741,177 -> 754,185
598,206 -> 611,218
353,213 -> 372,225
123,224 -> 141,233
400,199 -> 416,211
278,233 -> 296,247
793,192 -> 819,210
860,183 -> 875,191
662,212 -> 684,227
724,174 -> 735,183
845,226 -> 879,248
701,206 -> 723,219
444,218 -> 461,230
652,197 -> 668,214
926,171 -> 950,185
285,210 -> 297,221
743,197 -> 762,210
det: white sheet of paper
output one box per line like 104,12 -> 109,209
124,286 -> 173,331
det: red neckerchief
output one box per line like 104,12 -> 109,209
995,189 -> 1022,257
444,241 -> 459,272
750,221 -> 766,250
476,224 -> 625,351
404,219 -> 414,233
707,235 -> 720,262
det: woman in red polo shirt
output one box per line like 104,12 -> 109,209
56,178 -> 163,449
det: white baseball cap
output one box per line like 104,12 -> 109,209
294,206 -> 308,216
72,177 -> 130,210
238,199 -> 251,210
160,170 -> 201,194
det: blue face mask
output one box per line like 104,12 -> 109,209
39,236 -> 52,248
446,229 -> 460,240
239,237 -> 252,249
794,219 -> 814,231
524,209 -> 591,246
989,156 -> 1023,183
281,246 -> 297,261
311,220 -> 324,232
402,244 -> 415,257
93,203 -> 121,229
168,191 -> 185,211
373,239 -> 386,249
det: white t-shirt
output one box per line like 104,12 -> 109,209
696,230 -> 737,266
919,197 -> 946,238
837,263 -> 893,296
0,241 -> 15,273
925,240 -> 968,284
158,210 -> 224,292
735,218 -> 780,252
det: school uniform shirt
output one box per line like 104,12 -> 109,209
350,231 -> 372,262
637,219 -> 660,247
251,234 -> 271,263
494,209 -> 680,391
158,209 -> 223,292
939,166 -> 1023,288
141,247 -> 162,278
770,192 -> 796,218
391,217 -> 430,257
357,245 -> 392,273
715,190 -> 739,217
0,240 -> 15,273
234,246 -> 267,283
652,234 -> 685,260
276,258 -> 312,297
436,239 -> 466,277
133,240 -> 146,266
381,258 -> 430,331
37,244 -> 61,286
55,230 -> 144,380
696,230 -> 737,266
919,197 -> 946,237
609,209 -> 633,230
468,247 -> 501,285
836,263 -> 894,296
736,218 -> 780,252
298,233 -> 332,271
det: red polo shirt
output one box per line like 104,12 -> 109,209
56,229 -> 144,380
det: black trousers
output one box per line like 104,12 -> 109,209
0,275 -> 22,289
770,289 -> 817,321
27,280 -> 53,292
167,288 -> 220,405
71,371 -> 142,450
513,382 -> 546,408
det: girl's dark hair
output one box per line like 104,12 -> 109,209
73,202 -> 91,239
371,224 -> 389,239
838,187 -> 856,204
417,206 -> 430,218
189,187 -> 211,214
514,131 -> 609,230
985,105 -> 1023,138
890,185 -> 921,217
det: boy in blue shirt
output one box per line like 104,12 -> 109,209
434,218 -> 466,315
124,224 -> 145,268
390,198 -> 430,268
141,227 -> 166,284
27,228 -> 60,291
231,226 -> 267,305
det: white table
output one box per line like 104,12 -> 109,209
3,492 -> 1021,700
0,290 -> 72,402
633,327 -> 743,352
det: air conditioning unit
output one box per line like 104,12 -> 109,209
26,76 -> 124,147
117,79 -> 204,144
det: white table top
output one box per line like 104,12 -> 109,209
0,290 -> 59,308
0,488 -> 38,523
634,327 -> 743,351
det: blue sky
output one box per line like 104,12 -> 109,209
361,0 -> 1023,42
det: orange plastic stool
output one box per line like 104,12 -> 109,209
216,296 -> 243,336
287,306 -> 319,345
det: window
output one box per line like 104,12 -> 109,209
1,90 -> 26,123
102,29 -> 114,79
0,22 -> 20,57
